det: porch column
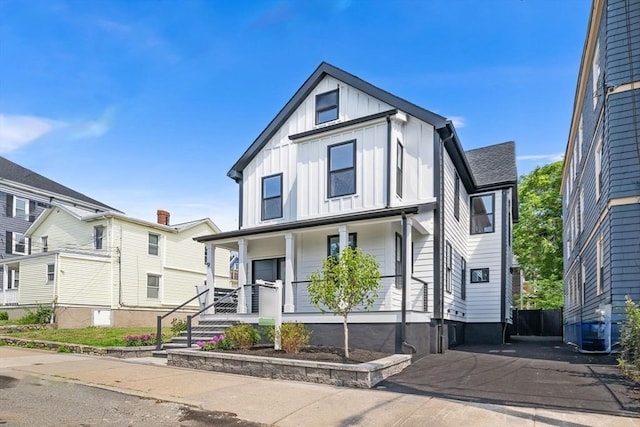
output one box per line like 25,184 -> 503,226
284,233 -> 295,313
237,239 -> 248,313
1,264 -> 7,305
205,243 -> 216,314
338,225 -> 349,251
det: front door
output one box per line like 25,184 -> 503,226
251,258 -> 285,313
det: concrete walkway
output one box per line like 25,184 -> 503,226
1,345 -> 638,426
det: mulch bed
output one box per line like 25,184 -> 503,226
209,345 -> 393,364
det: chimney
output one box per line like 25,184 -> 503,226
157,209 -> 170,225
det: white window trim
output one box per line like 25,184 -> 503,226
12,232 -> 28,255
596,234 -> 603,295
595,138 -> 602,200
147,274 -> 161,300
592,40 -> 600,110
47,264 -> 55,283
12,197 -> 30,219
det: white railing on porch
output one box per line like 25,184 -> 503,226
1,289 -> 19,305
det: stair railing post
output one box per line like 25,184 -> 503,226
186,315 -> 192,348
156,315 -> 162,350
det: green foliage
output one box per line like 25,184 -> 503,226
270,322 -> 312,354
170,317 -> 187,336
0,340 -> 6,346
618,296 -> 640,381
123,333 -> 157,346
308,246 -> 381,358
5,327 -> 170,347
56,345 -> 73,353
18,306 -> 53,325
513,161 -> 564,309
197,335 -> 233,351
0,311 -> 8,321
224,323 -> 260,349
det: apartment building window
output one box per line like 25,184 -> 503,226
396,140 -> 403,198
328,140 -> 356,198
395,233 -> 402,289
47,264 -> 55,282
445,241 -> 452,293
9,270 -> 19,289
94,226 -> 104,250
595,139 -> 602,200
461,257 -> 467,300
11,232 -> 28,255
42,236 -> 48,253
471,268 -> 489,283
579,189 -> 584,233
592,40 -> 600,110
596,234 -> 603,295
261,174 -> 283,220
454,173 -> 460,221
316,89 -> 339,124
327,233 -> 357,257
147,274 -> 160,299
578,115 -> 583,161
14,197 -> 28,219
148,233 -> 160,256
470,194 -> 495,234
581,260 -> 585,305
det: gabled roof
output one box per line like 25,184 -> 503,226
0,156 -> 118,212
465,141 -> 517,188
228,62 -> 448,180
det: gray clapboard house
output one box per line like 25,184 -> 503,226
562,0 -> 640,352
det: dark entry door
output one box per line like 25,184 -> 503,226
251,258 -> 285,313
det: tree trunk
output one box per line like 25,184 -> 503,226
343,315 -> 349,359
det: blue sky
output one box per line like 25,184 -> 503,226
0,0 -> 590,231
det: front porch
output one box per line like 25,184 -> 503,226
0,262 -> 20,306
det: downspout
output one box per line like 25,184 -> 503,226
401,212 -> 416,354
386,115 -> 392,208
501,189 -> 508,344
237,176 -> 243,229
433,130 -> 446,353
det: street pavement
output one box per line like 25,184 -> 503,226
1,338 -> 639,427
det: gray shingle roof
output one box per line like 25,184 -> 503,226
0,156 -> 119,211
465,141 -> 517,188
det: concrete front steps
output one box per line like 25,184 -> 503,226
152,319 -> 236,358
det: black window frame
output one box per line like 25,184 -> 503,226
42,236 -> 48,253
395,233 -> 402,289
148,233 -> 160,256
470,268 -> 490,283
396,140 -> 403,198
94,225 -> 104,250
454,173 -> 460,221
461,257 -> 467,300
327,140 -> 356,198
327,233 -> 357,257
315,89 -> 339,124
445,241 -> 452,293
261,173 -> 283,221
470,194 -> 495,234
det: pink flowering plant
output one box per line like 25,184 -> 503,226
123,333 -> 158,347
197,334 -> 233,351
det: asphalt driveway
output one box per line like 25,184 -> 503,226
379,336 -> 640,418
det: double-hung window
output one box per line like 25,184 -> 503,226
316,89 -> 339,124
328,140 -> 356,198
454,173 -> 460,221
42,236 -> 48,253
13,233 -> 27,255
14,197 -> 28,219
327,233 -> 357,258
47,264 -> 55,282
262,174 -> 283,220
147,274 -> 160,299
470,194 -> 495,234
148,233 -> 160,256
461,257 -> 467,300
445,242 -> 452,293
94,226 -> 104,250
396,141 -> 403,198
395,233 -> 402,288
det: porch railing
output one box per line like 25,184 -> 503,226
155,287 -> 209,351
1,289 -> 19,305
185,288 -> 240,348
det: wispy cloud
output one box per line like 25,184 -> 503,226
517,153 -> 564,162
0,114 -> 65,154
249,3 -> 294,29
449,116 -> 465,128
69,107 -> 115,140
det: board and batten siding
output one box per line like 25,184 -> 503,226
57,254 -> 111,306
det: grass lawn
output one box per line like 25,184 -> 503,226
0,326 -> 171,347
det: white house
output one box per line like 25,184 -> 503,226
197,63 -> 517,354
0,206 -> 230,328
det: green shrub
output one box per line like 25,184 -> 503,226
170,318 -> 187,336
225,323 -> 260,349
18,306 -> 53,325
274,322 -> 312,354
57,345 -> 73,353
0,311 -> 8,321
197,335 -> 233,351
618,296 -> 640,381
0,340 -> 6,346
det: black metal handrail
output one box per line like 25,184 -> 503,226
155,288 -> 209,350
185,288 -> 240,348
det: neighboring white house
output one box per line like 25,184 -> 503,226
196,63 -> 517,354
0,206 -> 230,328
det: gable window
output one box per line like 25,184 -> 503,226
261,174 -> 283,220
454,173 -> 460,221
148,233 -> 160,256
94,226 -> 104,250
396,141 -> 403,198
316,89 -> 339,124
471,268 -> 490,283
42,236 -> 48,253
461,257 -> 467,300
470,194 -> 495,234
395,233 -> 402,288
147,274 -> 160,299
328,140 -> 356,198
12,232 -> 27,255
445,242 -> 452,293
47,264 -> 55,282
327,233 -> 357,257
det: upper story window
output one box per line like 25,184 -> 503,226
42,236 -> 48,253
11,232 -> 28,255
316,89 -> 339,124
595,138 -> 603,200
470,194 -> 495,234
94,225 -> 104,250
148,233 -> 160,256
262,174 -> 283,221
592,40 -> 600,110
14,197 -> 28,219
327,233 -> 357,257
47,264 -> 55,282
577,115 -> 583,162
396,140 -> 403,198
471,268 -> 490,283
454,173 -> 460,221
328,140 -> 356,198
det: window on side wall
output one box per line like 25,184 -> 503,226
47,264 -> 55,282
12,232 -> 28,255
328,140 -> 356,198
42,236 -> 48,253
148,233 -> 160,256
395,233 -> 402,289
13,197 -> 29,219
470,194 -> 495,234
327,233 -> 357,258
9,270 -> 19,289
396,140 -> 403,198
595,139 -> 602,200
454,173 -> 460,221
94,226 -> 104,250
592,40 -> 600,110
261,174 -> 283,220
445,242 -> 452,293
596,234 -> 603,295
470,268 -> 489,283
461,257 -> 467,300
316,89 -> 339,124
147,274 -> 160,299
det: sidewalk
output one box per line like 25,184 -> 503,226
1,346 -> 638,426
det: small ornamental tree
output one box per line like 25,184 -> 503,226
308,246 -> 381,358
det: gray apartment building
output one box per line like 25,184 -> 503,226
563,0 -> 640,352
